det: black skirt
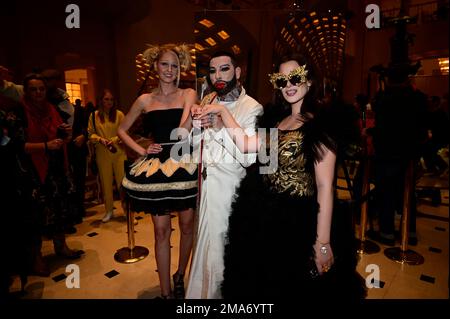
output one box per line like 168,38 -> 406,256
221,165 -> 367,300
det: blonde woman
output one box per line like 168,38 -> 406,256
88,89 -> 127,222
118,43 -> 198,299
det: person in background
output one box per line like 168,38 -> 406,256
88,89 -> 127,223
370,76 -> 428,246
22,73 -> 82,276
40,69 -> 74,127
0,66 -> 74,127
422,95 -> 449,175
69,98 -> 90,223
1,96 -> 37,295
86,101 -> 96,117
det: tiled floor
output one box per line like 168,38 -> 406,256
11,202 -> 169,299
9,176 -> 449,300
339,169 -> 449,299
356,211 -> 449,299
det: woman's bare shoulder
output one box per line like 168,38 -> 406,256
137,92 -> 154,103
181,88 -> 198,101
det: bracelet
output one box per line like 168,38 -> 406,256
316,240 -> 330,255
44,142 -> 48,153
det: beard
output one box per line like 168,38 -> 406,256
208,75 -> 238,96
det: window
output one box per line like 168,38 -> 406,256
65,82 -> 81,104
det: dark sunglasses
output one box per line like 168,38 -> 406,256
268,65 -> 308,89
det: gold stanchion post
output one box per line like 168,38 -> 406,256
384,160 -> 424,265
356,155 -> 380,254
356,123 -> 380,254
114,195 -> 149,263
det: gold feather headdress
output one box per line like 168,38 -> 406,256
142,43 -> 192,88
143,43 -> 191,71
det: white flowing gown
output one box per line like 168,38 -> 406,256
186,89 -> 263,298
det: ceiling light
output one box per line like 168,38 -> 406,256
195,43 -> 205,51
199,19 -> 214,28
205,37 -> 217,46
217,30 -> 230,40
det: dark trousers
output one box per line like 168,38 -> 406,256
374,158 -> 417,237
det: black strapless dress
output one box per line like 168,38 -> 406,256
122,108 -> 198,214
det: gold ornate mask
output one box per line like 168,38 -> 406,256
268,65 -> 308,89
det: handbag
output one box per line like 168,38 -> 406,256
89,112 -> 99,175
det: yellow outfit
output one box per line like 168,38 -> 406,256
88,110 -> 127,212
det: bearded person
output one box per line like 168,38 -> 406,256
186,51 -> 263,299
